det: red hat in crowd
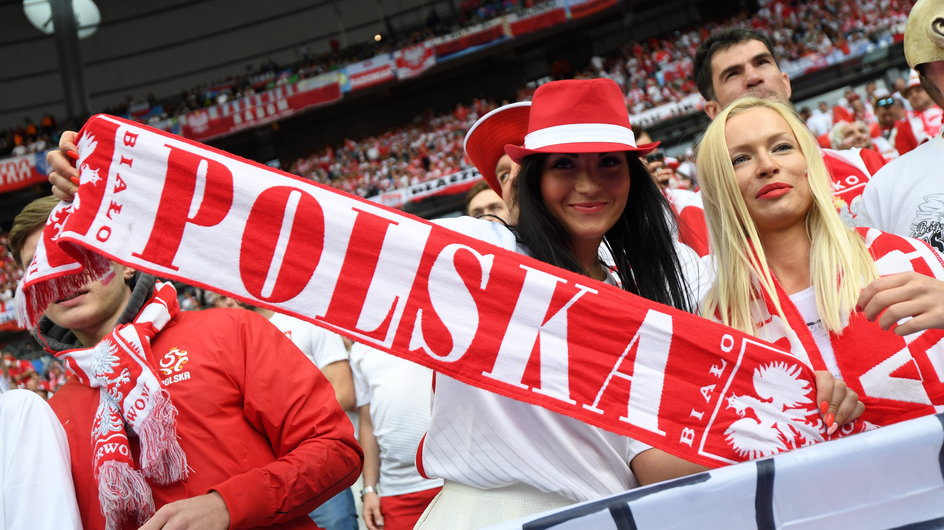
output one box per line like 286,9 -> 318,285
505,78 -> 658,163
464,101 -> 530,196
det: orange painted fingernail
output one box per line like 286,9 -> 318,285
70,176 -> 80,185
824,413 -> 834,427
66,150 -> 79,160
819,401 -> 829,414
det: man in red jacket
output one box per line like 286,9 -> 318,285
10,196 -> 363,530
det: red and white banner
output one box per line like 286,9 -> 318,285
0,152 -> 48,194
432,21 -> 505,58
394,43 -> 437,79
569,0 -> 618,19
510,6 -> 566,35
405,168 -> 480,201
180,74 -> 342,141
344,54 -> 396,91
27,115 -> 877,470
0,305 -> 22,332
629,93 -> 705,128
370,169 -> 482,209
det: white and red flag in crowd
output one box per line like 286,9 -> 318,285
394,43 -> 436,79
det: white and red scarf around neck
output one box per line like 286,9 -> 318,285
52,281 -> 187,529
19,115 -> 887,473
753,227 -> 944,426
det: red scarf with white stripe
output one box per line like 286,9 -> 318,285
51,282 -> 187,529
19,115 -> 895,473
754,227 -> 944,427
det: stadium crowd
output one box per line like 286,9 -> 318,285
5,0 -> 944,526
0,0 -> 912,187
286,0 -> 913,199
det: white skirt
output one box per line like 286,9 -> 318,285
414,480 -> 575,529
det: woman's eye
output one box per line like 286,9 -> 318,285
773,143 -> 794,152
550,158 -> 575,169
497,171 -> 509,183
599,156 -> 622,167
731,154 -> 748,166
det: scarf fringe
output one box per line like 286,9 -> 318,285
137,388 -> 189,484
97,460 -> 155,530
15,251 -> 112,328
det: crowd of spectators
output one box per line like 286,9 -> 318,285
1,1 -> 550,156
577,0 -> 910,121
290,99 -> 496,198
0,352 -> 67,399
0,0 -> 917,199
0,114 -> 59,159
288,0 -> 913,199
0,232 -> 19,316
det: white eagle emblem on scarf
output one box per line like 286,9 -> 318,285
724,361 -> 824,459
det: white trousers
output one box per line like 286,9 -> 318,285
0,389 -> 80,529
414,480 -> 574,529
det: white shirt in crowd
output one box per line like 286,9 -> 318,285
350,343 -> 443,496
268,312 -> 349,369
857,134 -> 944,253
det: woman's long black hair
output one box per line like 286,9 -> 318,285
512,152 -> 695,313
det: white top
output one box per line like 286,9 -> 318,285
417,217 -> 704,502
789,286 -> 841,377
350,343 -> 443,496
856,134 -> 944,252
268,312 -> 349,369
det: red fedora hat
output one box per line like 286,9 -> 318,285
464,101 -> 531,196
505,78 -> 658,163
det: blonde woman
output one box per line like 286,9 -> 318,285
696,97 -> 944,431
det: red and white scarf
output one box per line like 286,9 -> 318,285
752,227 -> 944,426
821,147 -> 884,224
51,282 -> 186,529
19,115 -> 890,473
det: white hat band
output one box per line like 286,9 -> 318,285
523,123 -> 638,150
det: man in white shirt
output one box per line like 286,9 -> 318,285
856,0 -> 944,251
350,343 -> 442,530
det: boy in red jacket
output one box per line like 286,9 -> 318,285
10,195 -> 362,530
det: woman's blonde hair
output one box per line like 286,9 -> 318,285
696,97 -> 876,334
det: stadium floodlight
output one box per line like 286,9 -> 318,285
23,0 -> 101,39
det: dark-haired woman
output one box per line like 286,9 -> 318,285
415,78 -> 710,527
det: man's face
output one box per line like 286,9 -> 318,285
495,154 -> 520,224
704,39 -> 792,118
906,84 -> 933,111
921,62 -> 944,108
467,188 -> 510,223
875,104 -> 897,128
838,122 -> 872,150
19,229 -> 132,346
